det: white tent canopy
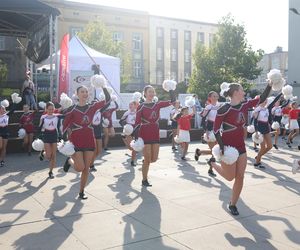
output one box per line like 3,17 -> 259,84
40,35 -> 121,95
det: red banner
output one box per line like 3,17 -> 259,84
58,33 -> 69,99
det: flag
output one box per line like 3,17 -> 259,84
58,33 -> 69,99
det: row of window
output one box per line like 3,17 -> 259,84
156,48 -> 190,63
156,70 -> 190,84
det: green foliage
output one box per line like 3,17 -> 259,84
78,20 -> 131,84
0,59 -> 8,84
176,81 -> 188,94
189,14 -> 263,100
37,92 -> 50,102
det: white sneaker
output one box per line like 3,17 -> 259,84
292,160 -> 299,174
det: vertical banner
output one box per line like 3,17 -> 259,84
58,33 -> 69,99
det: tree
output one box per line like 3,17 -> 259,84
78,20 -> 131,84
188,14 -> 263,100
0,59 -> 7,84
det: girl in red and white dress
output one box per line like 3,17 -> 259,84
176,106 -> 195,160
119,101 -> 138,166
194,91 -> 220,177
102,100 -> 119,151
134,85 -> 176,187
62,85 -> 110,199
19,104 -> 36,155
39,102 -> 62,179
209,82 -> 271,216
286,102 -> 300,148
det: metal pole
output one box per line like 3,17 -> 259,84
54,15 -> 58,99
35,63 -> 38,104
49,15 -> 54,101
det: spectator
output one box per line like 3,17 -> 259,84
22,72 -> 37,110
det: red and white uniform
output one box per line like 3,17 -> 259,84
289,109 -> 300,130
20,112 -> 35,133
135,101 -> 172,144
63,100 -> 107,150
40,114 -> 59,131
214,99 -> 260,154
102,101 -> 118,128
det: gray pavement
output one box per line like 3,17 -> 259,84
0,139 -> 300,250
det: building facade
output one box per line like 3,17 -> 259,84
253,47 -> 288,90
43,0 -> 218,90
149,16 -> 218,85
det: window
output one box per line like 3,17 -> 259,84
184,50 -> 190,63
0,36 -> 5,50
157,27 -> 164,38
171,71 -> 177,81
157,48 -> 163,61
171,49 -> 177,62
113,32 -> 123,42
133,61 -> 142,78
184,31 -> 191,41
198,32 -> 205,44
133,33 -> 142,50
184,72 -> 190,84
171,29 -> 177,39
209,33 -> 216,45
156,70 -> 163,84
70,27 -> 83,37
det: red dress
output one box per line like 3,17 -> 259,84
214,99 -> 260,154
63,100 -> 107,151
135,101 -> 172,144
19,112 -> 35,134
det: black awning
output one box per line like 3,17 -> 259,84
0,0 -> 60,37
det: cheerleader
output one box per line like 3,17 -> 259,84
209,82 -> 271,215
102,100 -> 119,151
170,100 -> 181,151
271,98 -> 290,149
194,91 -> 220,177
119,101 -> 137,166
253,93 -> 282,168
287,102 -> 300,148
134,85 -> 176,187
62,85 -> 110,199
19,104 -> 36,155
176,106 -> 195,160
39,102 -> 62,179
0,103 -> 16,167
89,100 -> 111,172
281,105 -> 291,140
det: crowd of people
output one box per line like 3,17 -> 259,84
1,72 -> 300,216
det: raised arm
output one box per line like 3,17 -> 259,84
268,93 -> 283,112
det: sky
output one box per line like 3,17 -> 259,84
69,0 -> 289,53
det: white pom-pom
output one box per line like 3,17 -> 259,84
247,125 -> 255,134
285,124 -> 289,130
282,85 -> 293,96
292,96 -> 298,101
284,94 -> 293,100
14,96 -> 22,104
212,145 -> 239,165
90,74 -> 107,89
18,128 -> 26,138
1,99 -> 9,108
220,82 -> 230,97
203,131 -> 216,142
184,96 -> 195,108
252,132 -> 264,144
162,80 -> 177,92
271,122 -> 280,130
38,101 -> 46,109
102,118 -> 110,128
60,93 -> 73,110
174,135 -> 181,144
130,137 -> 144,152
111,94 -> 118,101
32,139 -> 44,152
106,87 -> 113,95
267,69 -> 285,91
11,93 -> 18,100
57,140 -> 75,156
132,92 -> 142,102
153,96 -> 158,103
11,93 -> 21,104
123,124 -> 134,136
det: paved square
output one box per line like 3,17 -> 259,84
0,139 -> 300,249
